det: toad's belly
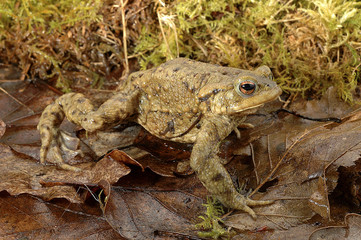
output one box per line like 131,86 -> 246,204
136,111 -> 202,143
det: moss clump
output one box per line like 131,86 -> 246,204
135,0 -> 361,102
195,197 -> 232,239
0,0 -> 360,101
0,0 -> 153,91
0,0 -> 105,91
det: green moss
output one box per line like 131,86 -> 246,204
0,0 -> 103,91
134,26 -> 169,69
0,0 -> 102,32
135,0 -> 361,102
196,197 -> 232,239
0,0 -> 360,101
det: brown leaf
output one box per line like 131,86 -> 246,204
245,224 -> 318,240
0,80 -> 45,122
224,105 -> 361,231
0,140 -> 136,202
256,117 -> 361,219
80,125 -> 142,157
308,177 -> 330,219
310,213 -> 361,240
134,128 -> 192,161
40,151 -> 136,187
0,192 -> 123,239
0,143 -> 82,202
103,183 -> 203,239
135,153 -> 180,177
133,129 -> 193,177
106,149 -> 143,170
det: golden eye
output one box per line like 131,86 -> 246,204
239,80 -> 256,95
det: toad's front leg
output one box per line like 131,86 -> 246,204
37,91 -> 139,170
190,116 -> 273,218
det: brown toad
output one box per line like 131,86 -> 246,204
37,58 -> 281,217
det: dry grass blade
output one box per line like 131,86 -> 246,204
120,0 -> 129,75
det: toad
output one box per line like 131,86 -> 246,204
37,58 -> 282,217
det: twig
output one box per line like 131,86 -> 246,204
250,143 -> 260,184
0,86 -> 34,114
267,135 -> 273,169
188,33 -> 208,57
120,0 -> 129,75
0,79 -> 24,83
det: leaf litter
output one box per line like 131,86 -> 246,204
0,192 -> 122,239
310,213 -> 361,240
2,66 -> 361,238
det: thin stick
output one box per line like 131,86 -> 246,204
267,135 -> 273,169
250,143 -> 260,184
120,0 -> 129,75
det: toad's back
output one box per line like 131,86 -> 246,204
122,58 -> 246,140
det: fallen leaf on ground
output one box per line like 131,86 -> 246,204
0,143 -> 137,202
225,104 -> 361,231
102,170 -> 206,239
309,213 -> 361,240
0,192 -> 123,239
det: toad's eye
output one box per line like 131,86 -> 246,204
239,80 -> 256,95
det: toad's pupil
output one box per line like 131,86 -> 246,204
241,83 -> 255,91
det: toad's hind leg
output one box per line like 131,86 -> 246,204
190,116 -> 273,218
37,91 -> 139,170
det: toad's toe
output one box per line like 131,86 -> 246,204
245,198 -> 274,206
224,193 -> 274,218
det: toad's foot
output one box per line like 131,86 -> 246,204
37,93 -> 96,171
38,92 -> 140,171
230,194 -> 274,219
41,130 -> 83,171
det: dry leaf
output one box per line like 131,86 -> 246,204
308,177 -> 330,219
0,193 -> 122,239
0,143 -> 136,202
225,106 -> 361,231
103,176 -> 205,239
310,214 -> 361,240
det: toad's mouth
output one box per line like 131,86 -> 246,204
231,103 -> 264,116
231,87 -> 282,114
